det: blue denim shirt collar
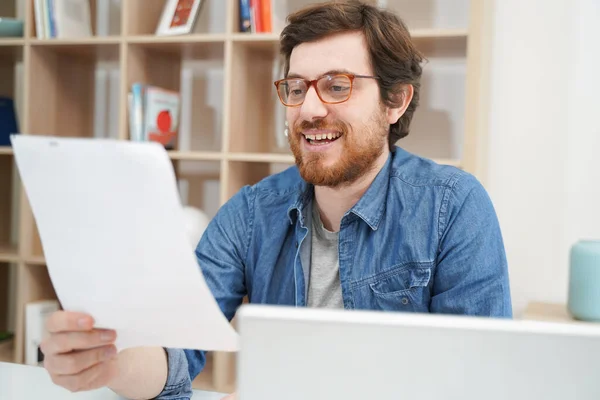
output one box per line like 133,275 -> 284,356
286,151 -> 393,231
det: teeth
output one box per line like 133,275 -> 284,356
304,132 -> 342,141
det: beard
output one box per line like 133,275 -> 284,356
288,108 -> 389,188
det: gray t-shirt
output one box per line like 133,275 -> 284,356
306,203 -> 344,309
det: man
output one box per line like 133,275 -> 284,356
40,1 -> 512,399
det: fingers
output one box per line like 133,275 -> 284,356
41,329 -> 117,356
49,357 -> 119,393
46,310 -> 95,333
44,344 -> 117,375
42,311 -> 120,394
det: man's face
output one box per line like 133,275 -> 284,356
286,31 -> 390,188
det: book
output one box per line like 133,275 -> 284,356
239,0 -> 252,32
130,83 -> 147,142
34,0 -> 92,39
129,84 -> 181,150
34,0 -> 46,38
0,97 -> 19,147
261,0 -> 272,33
240,0 -> 272,33
143,86 -> 180,150
52,0 -> 92,38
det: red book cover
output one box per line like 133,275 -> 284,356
261,0 -> 272,33
250,0 -> 262,33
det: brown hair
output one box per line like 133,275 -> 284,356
280,0 -> 424,149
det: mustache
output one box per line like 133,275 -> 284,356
294,119 -> 349,133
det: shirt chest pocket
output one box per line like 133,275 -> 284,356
351,264 -> 432,313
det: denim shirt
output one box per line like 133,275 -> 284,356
157,146 -> 512,399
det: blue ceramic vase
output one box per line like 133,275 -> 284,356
568,240 -> 600,321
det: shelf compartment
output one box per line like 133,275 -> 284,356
232,0 -> 333,35
27,43 -> 120,138
126,0 -> 227,36
0,41 -> 23,115
383,0 -> 470,31
0,262 -> 18,363
127,36 -> 224,60
0,40 -> 25,59
228,41 -> 286,155
175,160 -> 221,228
28,0 -> 123,39
0,157 -> 19,263
14,263 -> 59,364
127,40 -> 225,151
398,56 -> 467,161
0,337 -> 14,363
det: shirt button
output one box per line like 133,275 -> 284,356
295,242 -> 298,248
401,298 -> 409,305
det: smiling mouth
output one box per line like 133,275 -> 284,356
303,131 -> 343,145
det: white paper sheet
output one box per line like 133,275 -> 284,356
11,135 -> 239,352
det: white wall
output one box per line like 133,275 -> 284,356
487,0 -> 600,316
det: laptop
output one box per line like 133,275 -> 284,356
236,304 -> 600,400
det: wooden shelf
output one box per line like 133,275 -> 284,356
231,34 -> 279,52
24,255 -> 46,266
29,37 -> 122,45
29,39 -> 120,60
227,153 -> 295,164
0,244 -> 19,263
168,151 -> 223,161
128,37 -> 225,59
0,338 -> 15,363
0,38 -> 25,46
128,34 -> 227,44
521,302 -> 600,325
231,33 -> 279,41
0,148 -> 13,156
411,28 -> 468,39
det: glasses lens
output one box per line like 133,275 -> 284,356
278,79 -> 307,106
317,75 -> 352,103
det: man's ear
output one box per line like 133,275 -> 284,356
386,84 -> 414,125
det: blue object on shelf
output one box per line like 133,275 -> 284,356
0,97 -> 19,147
0,18 -> 24,37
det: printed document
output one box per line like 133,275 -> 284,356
11,135 -> 239,352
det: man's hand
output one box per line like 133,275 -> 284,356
41,311 -> 119,393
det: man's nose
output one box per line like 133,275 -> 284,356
299,86 -> 328,121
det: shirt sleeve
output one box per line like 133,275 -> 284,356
155,348 -> 195,400
157,185 -> 254,397
430,172 -> 513,317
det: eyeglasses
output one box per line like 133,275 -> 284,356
273,73 -> 379,107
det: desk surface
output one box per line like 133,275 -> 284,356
0,362 -> 226,399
